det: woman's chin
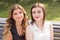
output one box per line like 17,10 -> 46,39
35,19 -> 42,22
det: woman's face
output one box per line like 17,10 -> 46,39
13,9 -> 24,22
32,7 -> 43,21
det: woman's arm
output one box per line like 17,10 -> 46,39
50,25 -> 53,40
3,31 -> 12,40
26,27 -> 33,40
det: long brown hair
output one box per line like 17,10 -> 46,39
3,4 -> 27,36
31,3 -> 46,25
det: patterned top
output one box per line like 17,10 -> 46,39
28,21 -> 52,40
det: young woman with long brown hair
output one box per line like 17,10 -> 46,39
26,3 -> 53,40
3,4 -> 28,40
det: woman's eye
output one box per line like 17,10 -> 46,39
19,12 -> 22,14
32,11 -> 36,14
38,11 -> 41,13
14,13 -> 17,15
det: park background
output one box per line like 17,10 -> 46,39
0,0 -> 60,40
0,0 -> 60,21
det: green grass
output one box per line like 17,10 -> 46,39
46,3 -> 60,21
0,1 -> 60,21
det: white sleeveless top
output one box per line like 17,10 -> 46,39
28,21 -> 52,40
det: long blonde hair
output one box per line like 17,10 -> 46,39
3,4 -> 28,36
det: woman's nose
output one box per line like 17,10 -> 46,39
17,14 -> 20,17
35,12 -> 39,15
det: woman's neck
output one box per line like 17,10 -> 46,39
35,20 -> 43,27
35,20 -> 44,31
15,21 -> 22,28
15,21 -> 23,35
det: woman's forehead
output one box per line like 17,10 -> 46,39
32,7 -> 43,11
13,9 -> 23,13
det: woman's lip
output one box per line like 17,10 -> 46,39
35,17 -> 39,19
17,17 -> 22,19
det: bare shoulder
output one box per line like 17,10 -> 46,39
26,24 -> 33,40
26,24 -> 32,30
45,21 -> 53,26
26,23 -> 34,33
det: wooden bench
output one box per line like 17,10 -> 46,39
52,22 -> 60,40
0,18 -> 6,40
0,18 -> 60,40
